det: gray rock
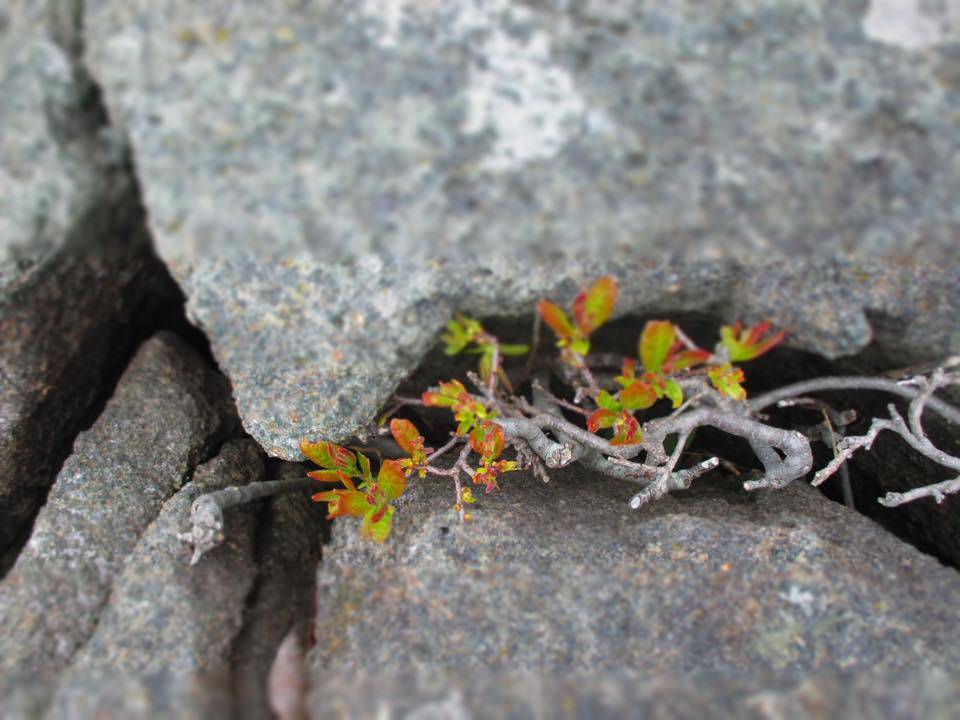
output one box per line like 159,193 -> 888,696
308,667 -> 960,720
0,332 -> 238,718
308,462 -> 960,711
48,438 -> 265,720
0,2 -> 181,557
84,0 -> 959,264
81,1 -> 960,460
230,463 -> 326,720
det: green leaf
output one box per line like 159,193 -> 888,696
361,504 -> 395,542
377,459 -> 408,501
664,378 -> 684,409
479,347 -> 494,382
573,276 -> 618,335
569,338 -> 591,356
300,440 -> 358,475
596,389 -> 621,411
356,451 -> 373,482
498,343 -> 530,356
639,321 -> 676,373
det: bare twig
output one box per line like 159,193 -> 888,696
879,476 -> 960,507
750,376 -> 960,425
178,476 -> 316,564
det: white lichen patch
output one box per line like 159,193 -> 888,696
862,0 -> 956,50
357,0 -> 613,172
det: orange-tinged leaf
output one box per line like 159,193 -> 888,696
720,321 -> 786,362
573,276 -> 618,335
470,421 -> 505,460
620,380 -> 658,411
376,459 -> 408,501
390,418 -> 424,455
312,488 -> 370,519
587,408 -> 618,432
307,469 -> 349,485
663,349 -> 712,373
708,363 -> 747,401
537,300 -> 575,340
639,321 -> 676,373
361,504 -> 395,542
300,440 -> 357,473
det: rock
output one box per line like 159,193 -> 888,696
230,463 -> 326,720
84,0 -> 959,264
308,667 -> 960,720
308,463 -> 960,713
48,438 -> 265,720
0,3 -> 183,559
81,1 -> 960,460
0,332 -> 239,718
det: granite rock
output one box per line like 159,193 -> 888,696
47,438 -> 265,720
308,462 -> 960,709
81,1 -> 960,459
84,0 -> 960,264
0,3 -> 183,558
0,332 -> 239,718
307,667 -> 960,720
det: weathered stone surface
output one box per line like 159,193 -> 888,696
0,332 -> 238,718
84,0 -> 959,263
0,2 -> 182,557
47,438 -> 264,720
230,463 -> 326,720
309,463 -> 960,710
82,1 -> 960,460
308,667 -> 960,720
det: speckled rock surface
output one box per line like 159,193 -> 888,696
47,438 -> 264,720
84,0 -> 960,263
309,464 -> 960,706
0,332 -> 239,718
81,1 -> 960,460
0,3 -> 181,557
307,667 -> 960,720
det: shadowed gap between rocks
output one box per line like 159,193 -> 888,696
389,311 -> 960,570
0,72 -> 221,578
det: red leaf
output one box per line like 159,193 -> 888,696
721,321 -> 786,362
639,320 -> 676,373
573,276 -> 618,335
537,300 -> 575,340
610,412 -> 642,445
